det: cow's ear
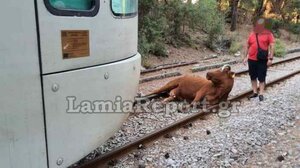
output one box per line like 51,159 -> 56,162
228,72 -> 235,79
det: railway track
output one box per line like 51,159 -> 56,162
141,48 -> 300,75
141,61 -> 199,74
75,58 -> 300,168
140,53 -> 300,84
234,54 -> 300,76
137,53 -> 300,102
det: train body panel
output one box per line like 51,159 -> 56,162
43,54 -> 140,167
37,0 -> 138,74
0,0 -> 48,167
0,0 -> 140,167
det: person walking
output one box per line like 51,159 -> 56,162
243,18 -> 275,101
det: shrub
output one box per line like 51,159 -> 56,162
150,42 -> 168,57
286,23 -> 300,34
138,0 -> 226,57
196,0 -> 225,50
138,1 -> 168,57
229,40 -> 243,54
268,19 -> 285,38
274,40 -> 286,57
269,18 -> 285,30
141,56 -> 152,69
267,19 -> 300,37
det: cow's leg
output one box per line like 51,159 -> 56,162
163,96 -> 176,103
163,88 -> 179,103
192,89 -> 206,103
191,89 -> 207,108
221,93 -> 229,102
219,93 -> 230,108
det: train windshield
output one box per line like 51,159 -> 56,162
49,0 -> 94,10
111,0 -> 137,16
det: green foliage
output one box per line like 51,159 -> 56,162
141,56 -> 152,68
229,40 -> 242,54
197,0 -> 225,49
138,0 -> 168,57
138,34 -> 152,57
269,19 -> 285,30
286,23 -> 300,34
239,0 -> 257,10
267,18 -> 300,37
282,0 -> 300,21
138,0 -> 226,57
274,39 -> 286,57
150,42 -> 168,57
268,18 -> 284,38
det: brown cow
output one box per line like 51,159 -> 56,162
149,65 -> 235,105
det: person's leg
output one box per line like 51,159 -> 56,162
258,82 -> 265,101
258,61 -> 268,101
259,82 -> 265,95
248,60 -> 259,99
248,80 -> 258,99
251,80 -> 258,93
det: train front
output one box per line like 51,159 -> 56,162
39,0 -> 140,167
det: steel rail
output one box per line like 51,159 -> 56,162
141,54 -> 300,85
235,55 -> 300,76
136,55 -> 300,103
76,69 -> 300,168
141,53 -> 300,76
141,61 -> 199,74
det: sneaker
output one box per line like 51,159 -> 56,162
248,93 -> 258,100
259,95 -> 264,101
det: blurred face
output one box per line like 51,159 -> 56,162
253,18 -> 266,33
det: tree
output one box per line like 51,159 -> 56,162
253,0 -> 268,20
230,0 -> 240,31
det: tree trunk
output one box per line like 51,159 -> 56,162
230,0 -> 239,31
217,0 -> 222,10
253,0 -> 268,20
269,0 -> 287,19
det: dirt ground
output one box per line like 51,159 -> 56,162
144,24 -> 300,68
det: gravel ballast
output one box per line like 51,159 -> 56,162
72,53 -> 300,167
112,74 -> 300,168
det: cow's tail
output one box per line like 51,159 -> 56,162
149,78 -> 180,95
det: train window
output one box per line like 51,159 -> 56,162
50,0 -> 93,10
111,0 -> 137,17
44,0 -> 100,17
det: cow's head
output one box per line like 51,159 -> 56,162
206,65 -> 235,85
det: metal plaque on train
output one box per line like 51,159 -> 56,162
61,30 -> 90,59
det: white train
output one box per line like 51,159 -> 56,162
0,0 -> 140,167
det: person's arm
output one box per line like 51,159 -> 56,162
267,33 -> 275,66
244,44 -> 249,59
268,42 -> 274,60
243,43 -> 250,65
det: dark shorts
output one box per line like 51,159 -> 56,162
248,59 -> 268,82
